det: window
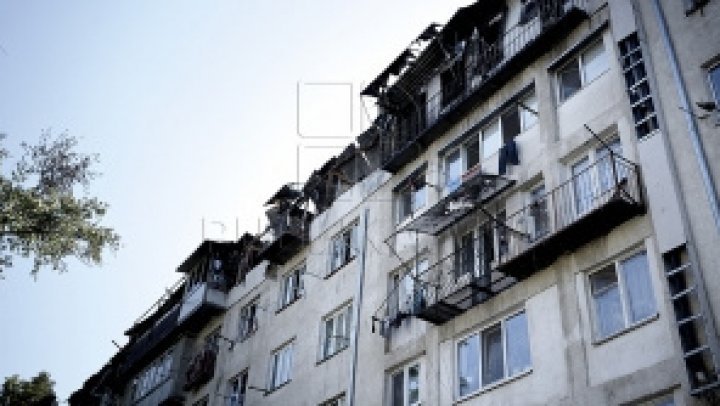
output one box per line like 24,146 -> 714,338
619,34 -> 659,138
558,40 -> 608,102
444,149 -> 463,193
320,394 -> 346,406
529,184 -> 549,240
321,303 -> 353,359
709,64 -> 720,122
457,311 -> 531,398
396,168 -> 427,224
455,231 -> 476,278
279,265 -> 304,309
130,349 -> 175,401
589,251 -> 656,340
482,120 -> 502,159
227,370 -> 248,406
270,341 -> 294,389
519,91 -> 538,131
389,259 -> 428,320
239,300 -> 259,340
390,362 -> 421,406
572,138 -> 625,217
330,222 -> 358,273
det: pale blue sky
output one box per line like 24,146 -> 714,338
0,1 -> 468,401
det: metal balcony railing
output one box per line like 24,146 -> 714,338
375,154 -> 644,326
379,0 -> 588,171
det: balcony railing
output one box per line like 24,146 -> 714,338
382,154 -> 644,325
379,0 -> 588,172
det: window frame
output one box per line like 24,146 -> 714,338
455,309 -> 532,400
587,249 -> 658,342
238,299 -> 259,341
320,302 -> 353,361
329,221 -> 359,274
269,340 -> 294,390
568,137 -> 625,218
227,369 -> 248,406
708,63 -> 720,125
388,361 -> 422,406
395,167 -> 428,225
557,39 -> 609,103
278,264 -> 305,311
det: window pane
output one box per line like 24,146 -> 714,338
559,60 -> 582,101
458,334 -> 480,396
583,41 -> 608,84
621,252 -> 656,322
482,325 -> 504,385
709,65 -> 720,105
591,267 -> 624,338
596,139 -> 624,193
520,92 -> 538,130
445,150 -> 462,192
482,120 -> 502,159
408,365 -> 420,404
392,371 -> 404,406
572,157 -> 593,216
398,190 -> 412,222
412,185 -> 426,214
465,138 -> 480,171
505,312 -> 531,376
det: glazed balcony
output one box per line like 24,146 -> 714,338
412,154 -> 644,324
381,0 -> 589,173
177,280 -> 227,332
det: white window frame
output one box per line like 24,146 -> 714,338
279,264 -> 305,310
389,258 -> 429,320
569,137 -> 624,218
455,309 -> 532,400
131,349 -> 174,401
708,63 -> 720,125
395,168 -> 427,224
238,299 -> 259,341
227,369 -> 248,406
588,249 -> 658,342
388,361 -> 422,406
270,341 -> 294,390
557,39 -> 609,102
330,221 -> 359,274
320,302 -> 353,360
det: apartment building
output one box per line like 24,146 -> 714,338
71,0 -> 720,405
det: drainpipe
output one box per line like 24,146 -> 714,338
348,208 -> 369,406
650,0 -> 720,235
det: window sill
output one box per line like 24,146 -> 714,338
591,312 -> 659,346
326,258 -> 356,279
455,368 -> 533,404
264,379 -> 291,396
316,345 -> 349,366
276,298 -> 301,314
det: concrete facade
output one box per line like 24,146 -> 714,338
71,1 -> 720,405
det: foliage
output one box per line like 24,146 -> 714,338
0,371 -> 56,406
0,131 -> 120,277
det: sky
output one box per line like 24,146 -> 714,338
0,1 -> 470,402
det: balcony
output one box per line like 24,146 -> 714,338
183,348 -> 217,392
259,213 -> 311,265
410,155 -> 644,325
399,165 -> 515,236
177,282 -> 226,332
380,0 -> 589,173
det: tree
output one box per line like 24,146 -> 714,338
0,131 -> 120,277
0,371 -> 57,405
